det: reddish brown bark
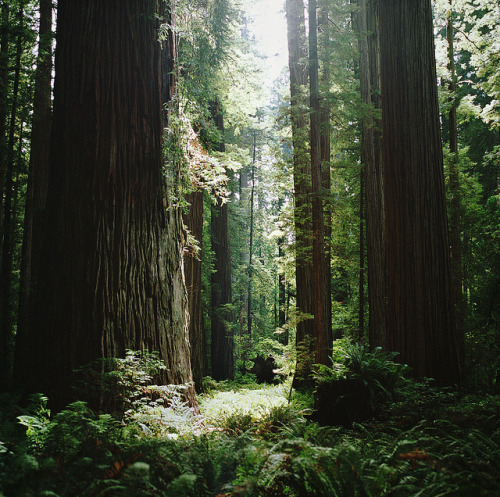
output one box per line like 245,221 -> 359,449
308,0 -> 329,366
15,0 -> 197,409
183,190 -> 205,391
357,0 -> 386,347
286,0 -> 315,387
379,0 -> 461,384
210,102 -> 234,381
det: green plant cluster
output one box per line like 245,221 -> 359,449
1,355 -> 499,496
313,340 -> 408,410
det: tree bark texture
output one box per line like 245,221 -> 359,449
210,102 -> 234,381
308,0 -> 329,366
357,0 -> 386,348
286,0 -> 315,386
183,190 -> 205,391
15,0 -> 196,409
379,0 -> 461,384
318,0 -> 333,347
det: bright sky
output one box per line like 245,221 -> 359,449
247,0 -> 288,85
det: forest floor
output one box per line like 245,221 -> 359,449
1,377 -> 499,496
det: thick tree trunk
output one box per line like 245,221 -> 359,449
286,0 -> 315,387
14,0 -> 197,410
357,0 -> 386,348
183,190 -> 204,391
308,0 -> 329,366
210,196 -> 234,380
378,0 -> 461,384
210,102 -> 234,381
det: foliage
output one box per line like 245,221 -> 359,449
2,360 -> 500,496
73,350 -> 168,416
313,339 -> 408,406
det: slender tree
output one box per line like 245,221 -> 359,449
183,190 -> 205,391
14,0 -> 197,409
318,0 -> 332,345
210,101 -> 234,380
357,0 -> 386,348
378,0 -> 462,384
308,0 -> 329,366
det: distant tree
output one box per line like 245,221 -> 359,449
318,0 -> 332,345
14,0 -> 197,409
378,0 -> 462,384
444,1 -> 465,356
184,189 -> 205,391
356,0 -> 386,347
210,101 -> 234,381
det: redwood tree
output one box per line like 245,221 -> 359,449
378,0 -> 462,384
286,0 -> 315,387
14,0 -> 197,409
308,0 -> 329,366
210,101 -> 234,381
183,190 -> 205,391
357,0 -> 386,347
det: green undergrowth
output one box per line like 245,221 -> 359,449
1,368 -> 499,496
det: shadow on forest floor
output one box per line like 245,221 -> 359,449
1,376 -> 499,496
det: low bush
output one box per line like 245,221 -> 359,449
1,352 -> 499,496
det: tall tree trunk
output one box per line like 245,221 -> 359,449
16,0 -> 53,383
1,0 -> 24,390
286,0 -> 315,387
308,0 -> 329,366
14,0 -> 197,410
162,0 -> 204,393
318,0 -> 332,345
183,190 -> 205,391
378,0 -> 462,384
359,164 -> 366,339
357,0 -> 386,348
210,101 -> 234,380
